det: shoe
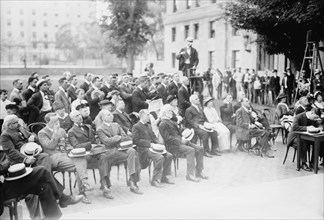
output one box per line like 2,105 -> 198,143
81,196 -> 91,204
210,151 -> 222,156
59,195 -> 83,208
301,163 -> 311,172
320,162 -> 324,166
309,163 -> 320,170
100,185 -> 110,193
196,172 -> 209,180
186,174 -> 200,182
82,182 -> 94,192
263,152 -> 275,158
103,191 -> 114,199
130,186 -> 144,195
161,177 -> 175,184
204,152 -> 213,158
151,180 -> 164,188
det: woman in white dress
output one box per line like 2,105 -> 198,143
203,97 -> 231,151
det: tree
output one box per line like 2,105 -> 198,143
100,0 -> 152,73
226,0 -> 324,72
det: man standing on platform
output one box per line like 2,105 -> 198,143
176,37 -> 199,77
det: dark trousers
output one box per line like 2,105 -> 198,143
176,143 -> 204,175
145,150 -> 172,182
86,153 -> 111,188
192,128 -> 218,153
3,166 -> 62,219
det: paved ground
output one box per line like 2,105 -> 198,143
2,132 -> 323,219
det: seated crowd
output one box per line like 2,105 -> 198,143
0,69 -> 323,219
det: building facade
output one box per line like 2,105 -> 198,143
163,0 -> 286,74
0,0 -> 97,67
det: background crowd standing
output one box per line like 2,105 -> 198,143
1,62 -> 324,219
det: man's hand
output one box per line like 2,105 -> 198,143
25,157 -> 36,165
28,135 -> 36,142
250,124 -> 257,129
198,125 -> 205,130
181,138 -> 189,145
255,121 -> 264,128
127,131 -> 132,136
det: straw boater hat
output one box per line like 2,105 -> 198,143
5,163 -> 33,181
68,148 -> 90,158
149,144 -> 167,154
20,143 -> 43,158
118,140 -> 135,151
276,93 -> 287,101
182,128 -> 195,141
36,79 -> 47,89
202,122 -> 214,132
90,144 -> 107,155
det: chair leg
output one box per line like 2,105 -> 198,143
292,148 -> 297,163
283,146 -> 290,164
92,169 -> 96,184
13,200 -> 18,220
173,156 -> 177,177
117,164 -> 120,181
8,203 -> 14,220
148,160 -> 152,182
69,172 -> 73,195
124,162 -> 129,186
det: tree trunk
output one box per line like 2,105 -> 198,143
126,51 -> 134,73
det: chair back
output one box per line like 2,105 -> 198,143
27,122 -> 46,134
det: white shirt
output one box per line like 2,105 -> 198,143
203,107 -> 221,124
185,47 -> 191,64
0,99 -> 11,119
40,91 -> 52,112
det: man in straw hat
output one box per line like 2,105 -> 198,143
96,110 -> 142,194
133,109 -> 173,188
68,110 -> 114,199
38,112 -> 93,204
176,37 -> 199,77
159,106 -> 207,182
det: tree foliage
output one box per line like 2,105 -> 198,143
226,0 -> 324,69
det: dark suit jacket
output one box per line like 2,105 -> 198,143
113,110 -> 133,133
96,122 -> 130,149
27,92 -> 43,111
68,124 -> 95,151
167,81 -> 180,98
235,107 -> 252,141
118,83 -> 133,114
185,105 -> 206,129
220,103 -> 235,126
157,84 -> 168,104
178,85 -> 191,117
159,119 -> 182,153
55,89 -> 71,113
269,76 -> 281,94
80,81 -> 90,93
176,47 -> 199,72
67,85 -> 77,103
287,112 -> 318,147
295,106 -> 306,116
132,87 -> 149,113
22,88 -> 35,102
85,87 -> 101,120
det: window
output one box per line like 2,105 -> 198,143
32,9 -> 36,15
209,21 -> 215,38
194,23 -> 199,39
232,27 -> 239,36
173,0 -> 178,12
20,9 -> 23,15
33,42 -> 37,49
20,31 -> 24,38
232,50 -> 240,69
8,32 -> 12,38
44,43 -> 48,49
195,0 -> 200,7
44,33 -> 48,38
77,14 -> 81,18
44,21 -> 47,27
209,51 -> 215,69
32,21 -> 36,27
184,25 -> 190,40
186,0 -> 191,9
20,20 -> 24,26
172,53 -> 176,68
32,32 -> 37,38
55,12 -> 58,17
33,55 -> 37,61
211,0 -> 217,3
171,27 -> 176,42
7,19 -> 11,26
43,12 -> 47,16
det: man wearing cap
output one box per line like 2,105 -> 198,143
55,77 -> 71,113
93,100 -> 115,128
119,74 -> 134,114
77,102 -> 93,127
22,76 -> 38,102
67,75 -> 78,103
68,110 -> 114,199
85,76 -> 104,120
176,37 -> 199,77
80,73 -> 93,93
96,110 -> 142,194
178,76 -> 191,117
27,79 -> 53,123
113,99 -> 133,135
52,101 -> 73,133
159,106 -> 207,182
185,94 -> 220,157
133,109 -> 173,187
282,68 -> 295,105
38,112 -> 93,204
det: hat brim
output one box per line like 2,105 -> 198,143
276,95 -> 287,101
204,98 -> 214,106
201,127 -> 214,133
5,167 -> 33,181
20,144 -> 42,157
149,148 -> 167,154
183,131 -> 195,141
68,151 -> 91,158
118,145 -> 136,151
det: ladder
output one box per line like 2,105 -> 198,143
294,32 -> 324,103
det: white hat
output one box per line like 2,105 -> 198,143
5,163 -> 33,181
149,144 -> 167,154
182,128 -> 195,141
20,143 -> 43,158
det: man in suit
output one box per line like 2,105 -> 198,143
96,110 -> 142,194
55,77 -> 71,113
113,99 -> 133,135
80,73 -> 92,93
235,98 -> 273,157
286,108 -> 321,171
132,76 -> 156,113
295,96 -> 309,116
38,112 -> 93,204
132,109 -> 173,187
156,75 -> 169,104
67,75 -> 78,103
27,79 -> 53,123
167,72 -> 180,98
176,37 -> 199,77
178,76 -> 191,117
85,76 -> 104,120
269,69 -> 281,105
220,94 -> 236,134
159,106 -> 207,182
101,75 -> 119,98
22,77 -> 38,102
9,79 -> 24,103
185,94 -> 219,158
68,110 -> 113,199
118,74 -> 134,114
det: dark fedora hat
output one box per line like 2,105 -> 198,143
276,93 -> 287,101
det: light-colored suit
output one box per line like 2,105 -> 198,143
55,89 -> 71,113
